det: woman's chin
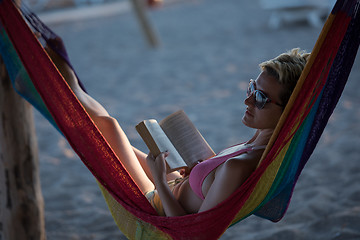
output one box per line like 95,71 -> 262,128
242,116 -> 252,128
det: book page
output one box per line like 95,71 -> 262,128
159,110 -> 215,168
139,120 -> 187,171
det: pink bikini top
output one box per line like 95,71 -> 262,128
188,144 -> 265,200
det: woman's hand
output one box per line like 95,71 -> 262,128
146,151 -> 188,216
146,151 -> 169,184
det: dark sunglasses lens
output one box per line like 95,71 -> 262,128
247,81 -> 255,97
254,91 -> 267,109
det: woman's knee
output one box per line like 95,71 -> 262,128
94,116 -> 122,132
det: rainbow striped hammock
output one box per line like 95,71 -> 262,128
1,0 -> 359,239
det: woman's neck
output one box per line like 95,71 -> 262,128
246,129 -> 274,147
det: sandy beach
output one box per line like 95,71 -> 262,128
31,0 -> 360,239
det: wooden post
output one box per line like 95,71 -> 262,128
0,57 -> 46,239
130,0 -> 160,48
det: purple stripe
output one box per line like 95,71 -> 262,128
298,1 -> 360,176
332,0 -> 359,16
255,0 -> 360,222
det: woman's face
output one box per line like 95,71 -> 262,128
242,71 -> 284,130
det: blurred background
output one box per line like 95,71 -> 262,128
30,0 -> 360,239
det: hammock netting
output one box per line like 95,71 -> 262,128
0,0 -> 359,239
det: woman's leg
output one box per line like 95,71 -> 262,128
46,45 -> 155,194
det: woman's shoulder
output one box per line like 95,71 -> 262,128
216,143 -> 250,156
210,151 -> 261,195
224,147 -> 264,170
213,143 -> 266,175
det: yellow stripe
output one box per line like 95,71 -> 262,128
231,141 -> 292,223
98,183 -> 171,240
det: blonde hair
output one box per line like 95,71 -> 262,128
259,48 -> 311,106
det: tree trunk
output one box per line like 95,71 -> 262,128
0,56 -> 46,239
130,0 -> 160,48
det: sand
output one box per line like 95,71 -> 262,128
31,0 -> 360,239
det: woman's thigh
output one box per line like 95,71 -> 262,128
94,116 -> 155,194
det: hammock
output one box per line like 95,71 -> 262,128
0,0 -> 359,239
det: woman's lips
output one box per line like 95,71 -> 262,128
245,108 -> 254,117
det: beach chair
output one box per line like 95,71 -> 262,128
260,0 -> 334,28
0,0 -> 359,239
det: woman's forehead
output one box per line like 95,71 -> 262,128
255,71 -> 282,99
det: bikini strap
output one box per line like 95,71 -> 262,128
250,145 -> 267,151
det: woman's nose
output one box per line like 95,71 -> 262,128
244,92 -> 254,106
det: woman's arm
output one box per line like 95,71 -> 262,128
146,152 -> 187,216
147,152 -> 257,216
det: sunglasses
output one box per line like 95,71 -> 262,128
247,79 -> 284,109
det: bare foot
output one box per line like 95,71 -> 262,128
44,43 -> 80,92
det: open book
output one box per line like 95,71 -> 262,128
136,110 -> 215,172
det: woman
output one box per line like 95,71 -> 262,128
47,45 -> 310,216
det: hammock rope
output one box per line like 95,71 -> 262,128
0,0 -> 359,239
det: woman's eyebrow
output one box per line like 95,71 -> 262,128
254,82 -> 271,97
